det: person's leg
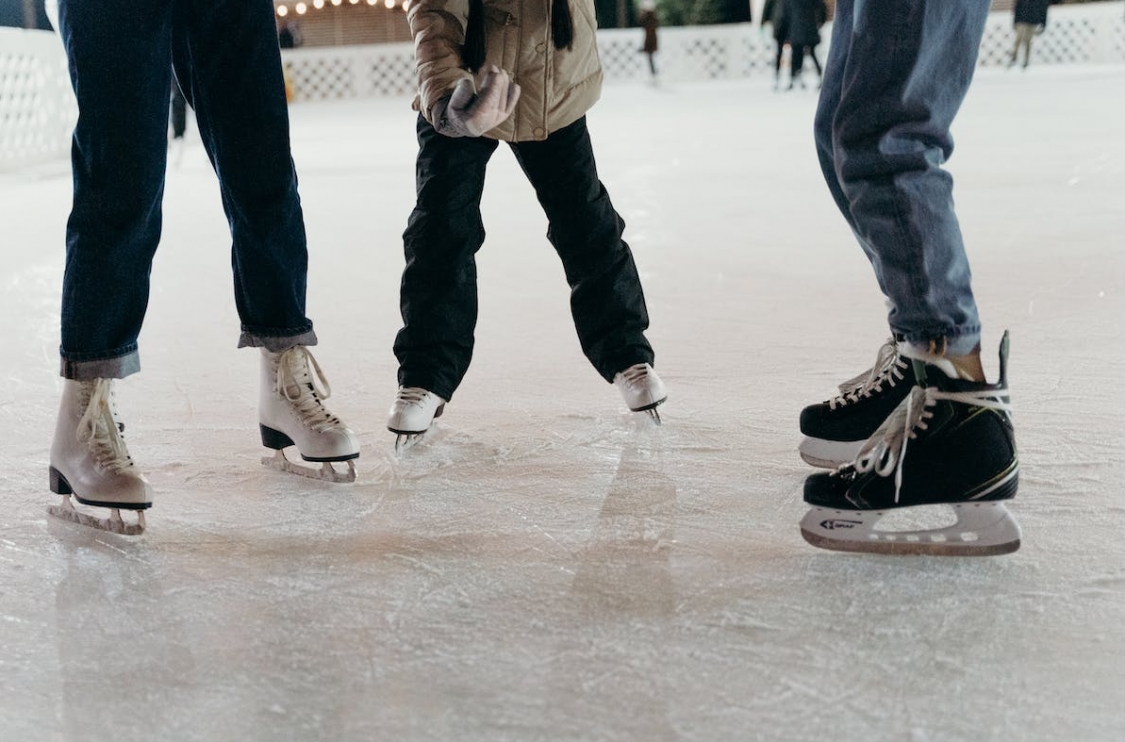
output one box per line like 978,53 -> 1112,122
172,0 -> 315,352
393,115 -> 499,402
50,0 -> 170,525
799,0 -> 1018,555
174,0 -> 358,472
57,0 -> 176,380
1018,24 -> 1035,67
773,41 -> 785,88
510,117 -> 655,383
821,0 -> 989,360
799,0 -> 983,468
789,44 -> 805,88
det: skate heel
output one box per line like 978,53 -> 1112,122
260,424 -> 295,451
49,466 -> 73,495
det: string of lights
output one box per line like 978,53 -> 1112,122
276,0 -> 412,18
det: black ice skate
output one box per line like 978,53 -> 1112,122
798,338 -> 915,468
800,332 -> 1020,557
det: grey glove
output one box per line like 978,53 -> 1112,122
431,65 -> 521,138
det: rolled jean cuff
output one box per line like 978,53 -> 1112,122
237,325 -> 318,353
901,330 -> 981,358
59,348 -> 141,381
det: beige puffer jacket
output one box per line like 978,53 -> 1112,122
408,0 -> 603,142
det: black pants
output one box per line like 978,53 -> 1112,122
790,44 -> 823,81
394,115 -> 655,402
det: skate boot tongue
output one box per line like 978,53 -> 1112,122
77,379 -> 135,474
276,347 -> 344,431
259,347 -> 360,482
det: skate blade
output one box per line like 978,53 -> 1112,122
394,432 -> 427,454
630,399 -> 664,426
47,496 -> 146,536
799,502 -> 1021,557
261,450 -> 357,483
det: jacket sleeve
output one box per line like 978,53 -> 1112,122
408,0 -> 475,120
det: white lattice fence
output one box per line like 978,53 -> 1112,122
278,3 -> 1125,101
978,1 -> 1125,66
2,3 -> 1123,169
283,43 -> 418,101
0,27 -> 75,171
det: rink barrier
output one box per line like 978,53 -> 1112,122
0,27 -> 74,171
1,2 -> 1123,169
280,2 -> 1125,100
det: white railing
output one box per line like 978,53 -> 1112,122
0,27 -> 75,171
2,2 -> 1123,169
280,1 -> 1125,100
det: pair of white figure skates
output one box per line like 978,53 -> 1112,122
48,347 -> 359,535
47,353 -> 667,535
387,363 -> 668,451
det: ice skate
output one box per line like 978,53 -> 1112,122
798,338 -> 915,468
613,363 -> 667,424
387,386 -> 446,453
259,347 -> 359,483
800,332 -> 1020,557
48,378 -> 151,535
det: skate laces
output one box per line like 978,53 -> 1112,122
616,363 -> 652,388
76,379 -> 134,474
394,387 -> 435,407
851,384 -> 1012,503
276,347 -> 344,432
828,339 -> 907,410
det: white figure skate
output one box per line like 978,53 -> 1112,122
387,386 -> 446,453
48,378 -> 151,535
613,363 -> 667,424
260,347 -> 359,482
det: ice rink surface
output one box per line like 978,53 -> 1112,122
2,65 -> 1124,741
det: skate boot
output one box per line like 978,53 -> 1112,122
48,378 -> 151,535
614,363 -> 667,424
800,332 -> 1020,557
387,386 -> 446,453
260,347 -> 359,482
799,338 -> 915,468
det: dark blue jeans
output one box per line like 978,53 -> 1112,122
814,0 -> 990,355
394,115 -> 655,402
57,0 -> 315,380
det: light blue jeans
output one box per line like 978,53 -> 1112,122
814,0 -> 990,356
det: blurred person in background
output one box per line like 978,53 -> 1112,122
638,0 -> 660,82
785,0 -> 826,90
1010,0 -> 1050,69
